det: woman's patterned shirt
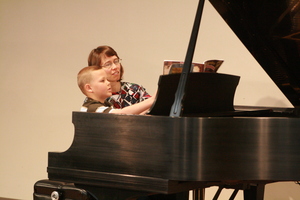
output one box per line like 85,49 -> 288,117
107,82 -> 151,108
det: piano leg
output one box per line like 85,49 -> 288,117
192,188 -> 205,200
212,187 -> 223,200
243,184 -> 265,200
203,183 -> 265,200
229,189 -> 239,200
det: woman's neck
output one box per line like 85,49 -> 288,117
110,81 -> 121,93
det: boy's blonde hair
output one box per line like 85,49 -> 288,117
77,65 -> 100,95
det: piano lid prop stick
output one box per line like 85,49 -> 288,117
169,0 -> 205,117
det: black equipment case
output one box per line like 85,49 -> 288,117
33,179 -> 98,200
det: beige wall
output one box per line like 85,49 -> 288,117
0,0 -> 299,199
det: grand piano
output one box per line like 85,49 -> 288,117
34,0 -> 300,199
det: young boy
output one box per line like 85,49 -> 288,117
77,66 -> 155,114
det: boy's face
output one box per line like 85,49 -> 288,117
100,55 -> 121,83
87,69 -> 112,102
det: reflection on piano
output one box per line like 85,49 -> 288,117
36,0 -> 300,199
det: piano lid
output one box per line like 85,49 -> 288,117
209,0 -> 300,107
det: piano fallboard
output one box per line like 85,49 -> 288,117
48,112 -> 300,193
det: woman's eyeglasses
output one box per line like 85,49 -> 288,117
101,58 -> 122,69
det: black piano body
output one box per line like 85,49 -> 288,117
46,112 -> 300,198
39,0 -> 300,199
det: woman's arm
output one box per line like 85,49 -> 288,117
110,93 -> 156,115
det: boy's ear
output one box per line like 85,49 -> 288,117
84,84 -> 93,93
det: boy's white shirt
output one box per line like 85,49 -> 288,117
80,106 -> 115,113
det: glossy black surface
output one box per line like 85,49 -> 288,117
48,112 -> 300,193
209,0 -> 300,107
148,73 -> 240,116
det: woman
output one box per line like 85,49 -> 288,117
88,45 -> 151,108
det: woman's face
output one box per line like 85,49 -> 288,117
100,55 -> 121,83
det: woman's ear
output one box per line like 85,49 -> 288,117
84,84 -> 93,93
